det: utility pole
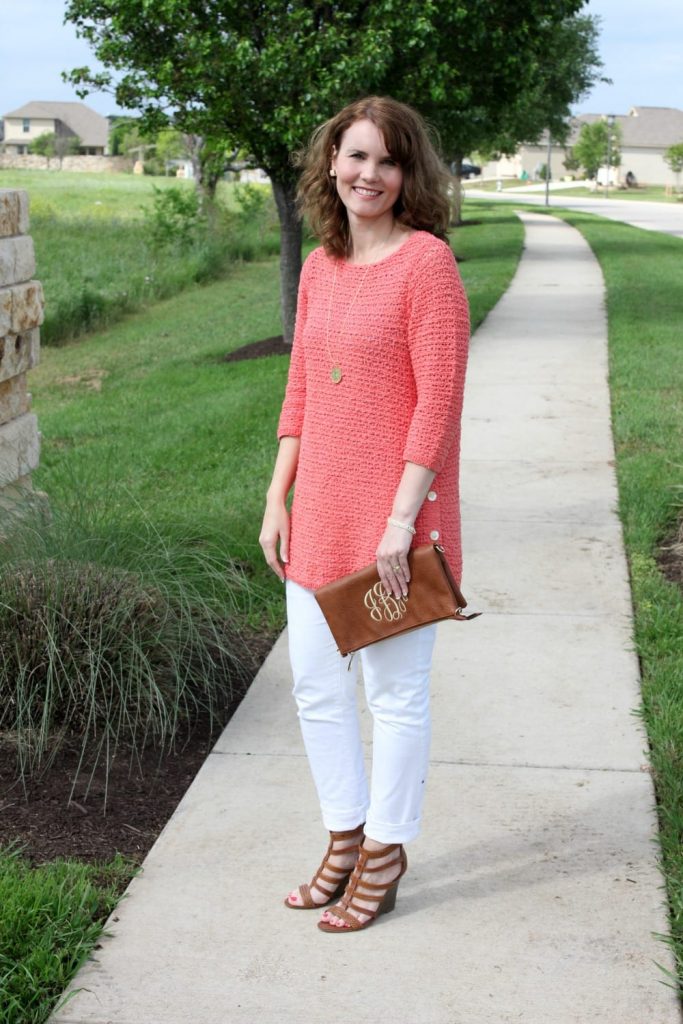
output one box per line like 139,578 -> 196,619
545,131 -> 552,207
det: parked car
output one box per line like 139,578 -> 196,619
460,161 -> 481,179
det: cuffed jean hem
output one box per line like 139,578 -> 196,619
364,815 -> 423,846
321,802 -> 369,833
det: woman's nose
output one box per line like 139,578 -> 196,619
361,163 -> 380,182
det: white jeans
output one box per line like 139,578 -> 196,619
285,578 -> 438,844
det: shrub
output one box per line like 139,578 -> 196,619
0,494 -> 264,806
144,184 -> 204,248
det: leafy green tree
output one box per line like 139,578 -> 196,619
32,131 -> 81,167
182,134 -> 241,207
63,0 -> 594,341
117,121 -> 155,163
109,116 -> 138,155
389,9 -> 604,221
573,119 -> 622,181
54,133 -> 82,167
563,148 -> 581,174
29,131 -> 56,166
156,129 -> 188,168
664,142 -> 683,190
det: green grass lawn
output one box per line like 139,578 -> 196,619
1,200 -> 525,1023
0,845 -> 135,1024
0,168 -> 236,220
0,169 -> 278,345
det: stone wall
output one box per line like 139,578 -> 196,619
0,153 -> 131,173
0,189 -> 44,508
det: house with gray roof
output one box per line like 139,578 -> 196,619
2,101 -> 109,156
482,106 -> 683,186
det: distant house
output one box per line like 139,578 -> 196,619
482,106 -> 683,186
2,101 -> 109,156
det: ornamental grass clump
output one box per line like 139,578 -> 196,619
0,495 -> 262,800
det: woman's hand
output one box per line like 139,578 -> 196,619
259,499 -> 290,582
376,523 -> 413,599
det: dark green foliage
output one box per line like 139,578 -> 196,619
144,184 -> 203,248
573,120 -> 622,179
0,498 -> 260,803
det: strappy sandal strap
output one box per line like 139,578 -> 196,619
291,824 -> 365,906
335,843 -> 406,912
310,826 -> 364,885
296,883 -> 316,908
325,903 -> 367,931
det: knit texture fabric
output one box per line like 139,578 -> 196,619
277,229 -> 470,590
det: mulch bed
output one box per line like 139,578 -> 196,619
0,625 -> 278,870
221,335 -> 290,362
0,722 -> 220,869
658,534 -> 683,590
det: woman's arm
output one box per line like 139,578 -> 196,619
376,461 -> 436,598
261,255 -> 313,580
377,241 -> 470,598
260,436 -> 301,582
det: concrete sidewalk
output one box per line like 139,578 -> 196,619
49,213 -> 681,1024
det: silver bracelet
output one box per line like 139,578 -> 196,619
387,515 -> 416,535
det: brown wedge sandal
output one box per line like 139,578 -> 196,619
317,842 -> 408,932
284,824 -> 365,909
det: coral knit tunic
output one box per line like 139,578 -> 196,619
277,229 -> 470,591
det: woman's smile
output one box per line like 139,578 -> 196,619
352,186 -> 383,198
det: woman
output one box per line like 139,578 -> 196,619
259,95 -> 470,932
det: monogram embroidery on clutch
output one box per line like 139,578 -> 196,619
363,581 -> 408,622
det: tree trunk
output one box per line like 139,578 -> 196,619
450,155 -> 464,227
185,134 -> 217,215
271,179 -> 302,346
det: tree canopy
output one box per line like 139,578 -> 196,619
64,0 -> 601,341
573,119 -> 622,180
664,142 -> 683,187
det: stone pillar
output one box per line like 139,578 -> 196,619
0,190 -> 44,509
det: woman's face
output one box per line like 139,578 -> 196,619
330,118 -> 403,223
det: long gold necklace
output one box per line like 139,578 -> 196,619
324,223 -> 395,384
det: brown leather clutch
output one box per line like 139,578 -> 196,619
313,543 -> 481,658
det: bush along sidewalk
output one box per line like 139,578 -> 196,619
0,491 -> 268,810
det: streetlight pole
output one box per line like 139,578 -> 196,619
545,130 -> 552,207
605,113 -> 616,199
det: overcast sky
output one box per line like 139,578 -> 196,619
0,0 -> 681,120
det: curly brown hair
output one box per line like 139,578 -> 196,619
295,95 -> 452,258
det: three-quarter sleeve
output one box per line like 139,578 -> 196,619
276,257 -> 311,440
402,242 -> 470,474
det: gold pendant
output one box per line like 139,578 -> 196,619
330,366 -> 342,383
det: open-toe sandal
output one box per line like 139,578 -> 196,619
318,842 -> 407,932
284,824 -> 365,909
